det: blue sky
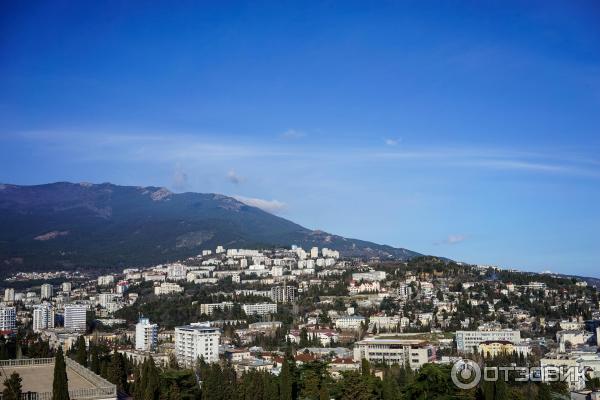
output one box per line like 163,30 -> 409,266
1,1 -> 599,276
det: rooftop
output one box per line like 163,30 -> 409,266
0,358 -> 116,400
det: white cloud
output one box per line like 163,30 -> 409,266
384,138 -> 400,146
280,129 -> 306,139
234,196 -> 287,214
435,234 -> 467,245
227,169 -> 245,185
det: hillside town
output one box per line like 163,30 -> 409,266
1,245 -> 599,399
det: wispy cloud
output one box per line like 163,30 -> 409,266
227,169 -> 245,185
280,129 -> 306,140
172,164 -> 188,191
234,195 -> 287,214
435,234 -> 467,245
9,130 -> 600,179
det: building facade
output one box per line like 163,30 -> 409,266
33,303 -> 55,332
175,325 -> 220,367
455,330 -> 521,353
135,317 -> 158,351
64,304 -> 87,331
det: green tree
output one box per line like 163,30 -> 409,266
144,357 -> 161,400
74,336 -> 87,367
279,357 -> 293,400
108,351 -> 128,391
90,345 -> 101,374
2,372 -> 23,400
52,348 -> 70,400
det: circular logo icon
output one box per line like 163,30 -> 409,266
451,359 -> 481,390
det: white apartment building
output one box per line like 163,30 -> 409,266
64,304 -> 87,331
98,275 -> 115,286
0,306 -> 16,331
335,315 -> 366,331
33,303 -> 55,332
41,283 -> 53,299
310,247 -> 319,259
352,271 -> 387,282
455,329 -> 521,353
4,288 -> 15,303
154,282 -> 183,296
97,293 -> 122,308
167,263 -> 188,281
135,317 -> 158,351
270,285 -> 297,303
353,338 -> 436,369
199,302 -> 234,316
61,282 -> 72,293
242,303 -> 277,316
175,324 -> 220,366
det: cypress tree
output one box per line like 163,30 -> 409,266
90,345 -> 101,374
279,357 -> 293,400
144,356 -> 161,400
52,347 -> 70,400
75,336 -> 87,367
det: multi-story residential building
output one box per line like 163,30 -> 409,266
33,302 -> 55,332
4,288 -> 15,303
154,282 -> 183,296
61,282 -> 72,293
0,306 -> 16,331
335,315 -> 366,331
175,324 -> 220,366
353,338 -> 436,369
97,275 -> 115,286
352,271 -> 387,282
455,329 -> 521,353
310,247 -> 319,259
135,317 -> 158,351
64,304 -> 87,331
97,293 -> 122,308
199,302 -> 234,316
242,303 -> 277,316
556,330 -> 593,352
41,283 -> 53,299
270,285 -> 297,303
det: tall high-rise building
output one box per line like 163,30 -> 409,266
41,284 -> 53,300
33,303 -> 55,332
0,306 -> 16,331
64,304 -> 87,331
3,288 -> 15,303
175,324 -> 220,367
62,282 -> 72,293
135,317 -> 158,351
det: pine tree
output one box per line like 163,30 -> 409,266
2,372 -> 23,400
52,348 -> 70,400
75,336 -> 87,367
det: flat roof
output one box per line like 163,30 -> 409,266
2,364 -> 95,393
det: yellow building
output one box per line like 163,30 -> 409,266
478,340 -> 530,358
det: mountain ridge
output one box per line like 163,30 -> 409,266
0,182 -> 421,273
